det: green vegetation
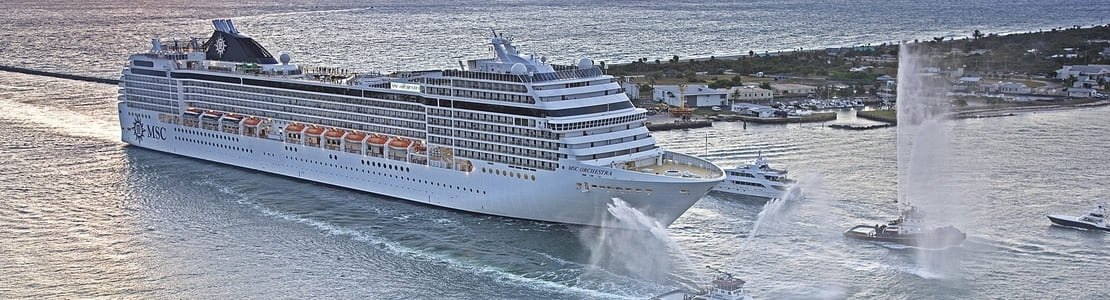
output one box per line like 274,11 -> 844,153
610,25 -> 1110,99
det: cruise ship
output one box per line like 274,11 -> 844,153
117,20 -> 724,227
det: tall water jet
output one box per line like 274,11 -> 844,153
896,43 -> 967,276
579,198 -> 706,286
725,173 -> 817,273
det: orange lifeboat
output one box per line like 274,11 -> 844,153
243,118 -> 261,126
412,142 -> 427,152
367,135 -> 388,145
344,132 -> 367,142
285,123 -> 305,132
304,127 -> 324,136
324,129 -> 344,138
389,138 -> 413,149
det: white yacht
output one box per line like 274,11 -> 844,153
1047,202 -> 1108,231
711,153 -> 793,199
117,20 -> 724,227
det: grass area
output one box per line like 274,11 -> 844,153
857,110 -> 897,124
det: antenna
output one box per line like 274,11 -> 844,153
705,266 -> 733,278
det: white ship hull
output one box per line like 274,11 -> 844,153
120,104 -> 717,227
711,183 -> 781,199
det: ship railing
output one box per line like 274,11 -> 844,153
442,67 -> 603,83
663,152 -> 724,179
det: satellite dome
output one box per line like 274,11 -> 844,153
279,53 -> 291,65
510,63 -> 527,75
578,58 -> 592,69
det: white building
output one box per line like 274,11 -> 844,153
1068,87 -> 1096,98
980,82 -> 1031,94
768,83 -> 816,96
727,86 -> 774,103
653,85 -> 727,108
1056,65 -> 1110,80
730,103 -> 777,118
621,82 -> 640,100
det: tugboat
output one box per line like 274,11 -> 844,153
651,266 -> 753,300
712,153 -> 795,200
1047,202 -> 1108,231
844,205 -> 966,248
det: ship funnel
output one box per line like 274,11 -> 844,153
226,19 -> 238,34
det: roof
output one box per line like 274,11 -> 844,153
654,85 -> 725,96
958,77 -> 981,82
998,82 -> 1028,88
769,83 -> 815,90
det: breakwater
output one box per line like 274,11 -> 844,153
0,65 -> 119,85
646,120 -> 712,131
726,112 -> 836,124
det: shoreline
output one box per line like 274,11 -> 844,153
952,100 -> 1110,119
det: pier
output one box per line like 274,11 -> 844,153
0,65 -> 119,85
645,120 -> 712,131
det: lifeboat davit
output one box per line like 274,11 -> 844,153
345,132 -> 367,142
389,138 -> 413,149
285,123 -> 305,132
325,129 -> 344,138
244,118 -> 261,126
304,127 -> 324,136
367,135 -> 388,145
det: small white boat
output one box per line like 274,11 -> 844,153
712,153 -> 794,199
1047,202 -> 1108,231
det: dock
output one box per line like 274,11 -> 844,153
725,112 -> 836,124
645,120 -> 712,131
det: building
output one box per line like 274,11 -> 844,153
768,83 -> 816,97
730,103 -> 777,118
1055,64 -> 1110,80
653,85 -> 727,108
727,86 -> 774,103
980,82 -> 1031,94
1068,87 -> 1096,98
955,77 -> 981,92
621,81 -> 640,100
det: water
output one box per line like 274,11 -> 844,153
3,0 -> 1110,298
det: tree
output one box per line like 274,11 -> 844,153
749,50 -> 755,56
759,82 -> 772,90
671,55 -> 680,64
709,79 -> 732,89
1064,74 -> 1078,88
972,29 -> 984,40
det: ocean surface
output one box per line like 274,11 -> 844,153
2,0 -> 1110,299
